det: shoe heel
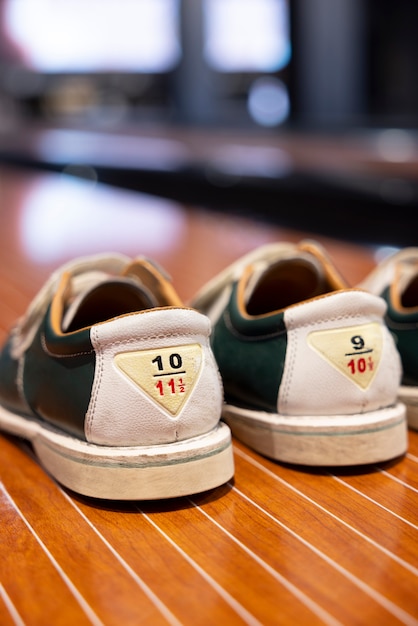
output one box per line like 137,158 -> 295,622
33,423 -> 234,499
398,387 -> 418,430
223,403 -> 407,466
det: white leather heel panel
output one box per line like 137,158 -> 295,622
85,309 -> 223,446
278,291 -> 402,416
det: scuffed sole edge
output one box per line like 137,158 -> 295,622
222,402 -> 407,466
398,386 -> 418,431
0,405 -> 234,499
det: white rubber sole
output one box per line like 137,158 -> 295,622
222,402 -> 408,466
398,386 -> 418,431
0,405 -> 234,499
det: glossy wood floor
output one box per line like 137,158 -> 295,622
0,166 -> 417,626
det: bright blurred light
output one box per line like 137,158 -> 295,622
4,0 -> 181,72
248,77 -> 290,126
36,129 -> 191,172
20,175 -> 186,263
204,0 -> 291,72
373,246 -> 400,264
375,129 -> 416,162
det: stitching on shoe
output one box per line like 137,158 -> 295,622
287,313 -> 374,330
41,333 -> 95,358
85,325 -> 102,438
16,355 -> 27,405
103,333 -> 206,347
223,310 -> 286,341
281,327 -> 297,412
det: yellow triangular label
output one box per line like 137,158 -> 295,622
307,323 -> 382,390
114,344 -> 202,416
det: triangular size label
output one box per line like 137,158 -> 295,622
307,323 -> 382,390
115,344 -> 202,416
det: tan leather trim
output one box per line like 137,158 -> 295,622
123,258 -> 183,307
50,272 -> 71,336
299,241 -> 347,289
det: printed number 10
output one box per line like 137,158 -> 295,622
152,353 -> 183,371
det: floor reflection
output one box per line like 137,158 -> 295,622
19,173 -> 187,264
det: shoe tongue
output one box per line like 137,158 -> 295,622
61,258 -> 183,332
397,259 -> 418,307
244,252 -> 329,314
62,276 -> 158,332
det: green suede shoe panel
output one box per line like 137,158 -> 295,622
212,286 -> 287,412
43,309 -> 96,356
228,285 -> 287,338
382,287 -> 418,386
23,310 -> 96,439
0,336 -> 30,415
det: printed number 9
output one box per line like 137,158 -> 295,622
351,335 -> 365,351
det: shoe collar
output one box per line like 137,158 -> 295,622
10,253 -> 181,358
192,240 -> 347,321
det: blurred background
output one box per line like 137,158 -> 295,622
0,0 -> 417,246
